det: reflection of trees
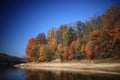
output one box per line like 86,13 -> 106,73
25,70 -> 79,80
25,70 -> 120,80
25,70 -> 38,80
86,75 -> 95,80
25,70 -> 52,80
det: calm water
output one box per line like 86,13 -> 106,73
0,65 -> 120,80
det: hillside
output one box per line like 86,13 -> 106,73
0,53 -> 24,64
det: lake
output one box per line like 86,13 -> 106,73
0,64 -> 120,80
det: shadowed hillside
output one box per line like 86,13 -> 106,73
0,53 -> 24,64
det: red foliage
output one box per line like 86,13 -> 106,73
86,49 -> 93,59
85,42 -> 94,59
102,6 -> 120,30
26,38 -> 36,58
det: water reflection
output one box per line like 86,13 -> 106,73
0,65 -> 120,80
0,64 -> 25,80
25,69 -> 120,80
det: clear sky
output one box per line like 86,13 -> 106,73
0,0 -> 119,57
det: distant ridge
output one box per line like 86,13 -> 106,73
0,53 -> 24,64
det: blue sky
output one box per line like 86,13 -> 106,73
0,0 -> 119,57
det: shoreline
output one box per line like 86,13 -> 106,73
15,63 -> 120,75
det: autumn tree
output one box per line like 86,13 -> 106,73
112,20 -> 120,58
69,27 -> 77,40
63,30 -> 72,46
85,15 -> 102,34
55,43 -> 63,60
55,25 -> 67,44
47,27 -> 57,54
39,44 -> 54,62
80,44 -> 86,57
43,45 -> 53,61
36,32 -> 46,44
68,40 -> 75,60
48,27 -> 55,42
76,21 -> 85,38
102,6 -> 120,30
62,46 -> 69,60
93,44 -> 100,59
48,38 -> 57,54
74,38 -> 82,59
39,44 -> 46,61
87,29 -> 112,59
90,29 -> 100,41
113,21 -> 120,46
96,30 -> 113,58
26,38 -> 39,61
101,6 -> 120,58
85,41 -> 94,59
25,6 -> 120,62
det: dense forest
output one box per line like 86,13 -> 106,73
26,6 -> 120,62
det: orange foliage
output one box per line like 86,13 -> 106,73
70,40 -> 75,49
114,21 -> 120,39
50,39 -> 57,52
86,49 -> 93,59
94,45 -> 99,51
57,25 -> 67,32
102,6 -> 120,30
80,44 -> 85,53
25,6 -> 120,61
63,47 -> 69,60
36,33 -> 46,44
85,42 -> 93,59
26,38 -> 36,58
57,43 -> 63,53
102,6 -> 120,29
90,30 -> 100,40
69,40 -> 75,59
39,44 -> 45,56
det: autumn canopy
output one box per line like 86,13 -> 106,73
26,6 -> 120,62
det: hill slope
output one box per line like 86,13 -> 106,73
0,53 -> 24,64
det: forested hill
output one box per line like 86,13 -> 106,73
0,53 -> 24,64
25,6 -> 120,62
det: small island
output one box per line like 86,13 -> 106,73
15,6 -> 120,75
